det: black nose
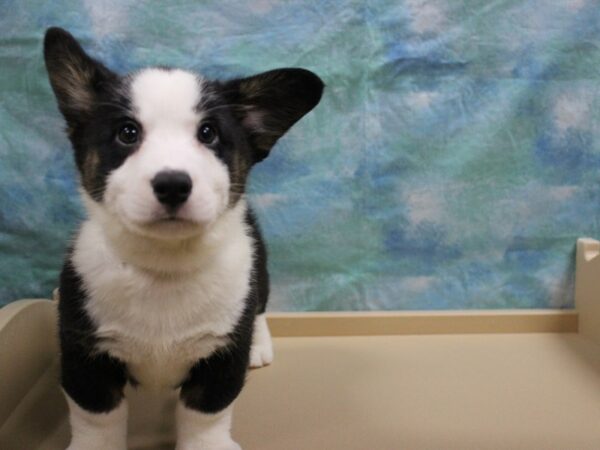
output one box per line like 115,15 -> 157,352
151,170 -> 192,209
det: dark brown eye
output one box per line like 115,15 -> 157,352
117,122 -> 140,145
198,123 -> 217,144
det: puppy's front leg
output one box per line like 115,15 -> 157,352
65,395 -> 128,450
177,346 -> 249,450
176,403 -> 240,450
249,313 -> 274,368
61,349 -> 128,450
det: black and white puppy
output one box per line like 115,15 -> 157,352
43,27 -> 323,450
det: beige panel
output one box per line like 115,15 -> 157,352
1,359 -> 67,450
0,300 -> 58,428
234,333 -> 600,450
48,291 -> 580,337
267,310 -> 578,337
1,298 -> 598,450
576,238 -> 600,345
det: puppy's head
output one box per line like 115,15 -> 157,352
44,27 -> 323,240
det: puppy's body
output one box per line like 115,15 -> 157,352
44,27 -> 322,449
67,199 -> 254,390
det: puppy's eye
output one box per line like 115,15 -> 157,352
116,122 -> 140,145
198,123 -> 217,144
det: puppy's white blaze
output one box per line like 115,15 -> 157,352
130,69 -> 201,130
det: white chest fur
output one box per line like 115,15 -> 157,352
72,203 -> 253,389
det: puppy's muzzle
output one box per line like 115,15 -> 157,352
151,170 -> 192,210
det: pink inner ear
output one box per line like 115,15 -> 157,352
242,109 -> 265,132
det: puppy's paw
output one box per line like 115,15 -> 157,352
218,441 -> 242,450
249,314 -> 273,368
176,439 -> 241,450
67,443 -> 126,450
67,445 -> 125,450
250,338 -> 274,368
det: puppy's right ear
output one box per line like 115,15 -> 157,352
44,27 -> 117,126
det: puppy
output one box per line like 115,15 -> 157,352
43,27 -> 323,450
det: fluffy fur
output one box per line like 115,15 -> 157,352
44,27 -> 323,449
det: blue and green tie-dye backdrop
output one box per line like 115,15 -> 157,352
1,1 -> 599,310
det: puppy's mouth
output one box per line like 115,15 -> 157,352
136,218 -> 205,240
160,211 -> 189,222
148,211 -> 202,228
109,196 -> 219,240
116,209 -> 207,240
154,206 -> 206,224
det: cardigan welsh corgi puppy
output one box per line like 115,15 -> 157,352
43,27 -> 323,450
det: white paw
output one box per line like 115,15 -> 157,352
65,395 -> 127,450
67,443 -> 126,450
176,439 -> 241,450
217,441 -> 242,450
250,339 -> 274,368
176,402 -> 240,450
249,314 -> 274,368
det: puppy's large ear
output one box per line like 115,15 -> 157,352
44,27 -> 117,127
222,68 -> 324,163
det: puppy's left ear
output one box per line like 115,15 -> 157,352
222,68 -> 324,163
44,27 -> 118,127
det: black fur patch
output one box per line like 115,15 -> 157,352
68,88 -> 139,201
197,80 -> 255,204
197,70 -> 324,202
179,302 -> 254,413
59,256 -> 128,413
246,208 -> 270,315
44,28 -> 137,201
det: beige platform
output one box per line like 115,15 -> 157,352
1,237 -> 600,449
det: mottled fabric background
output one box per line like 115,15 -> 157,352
1,0 -> 599,310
